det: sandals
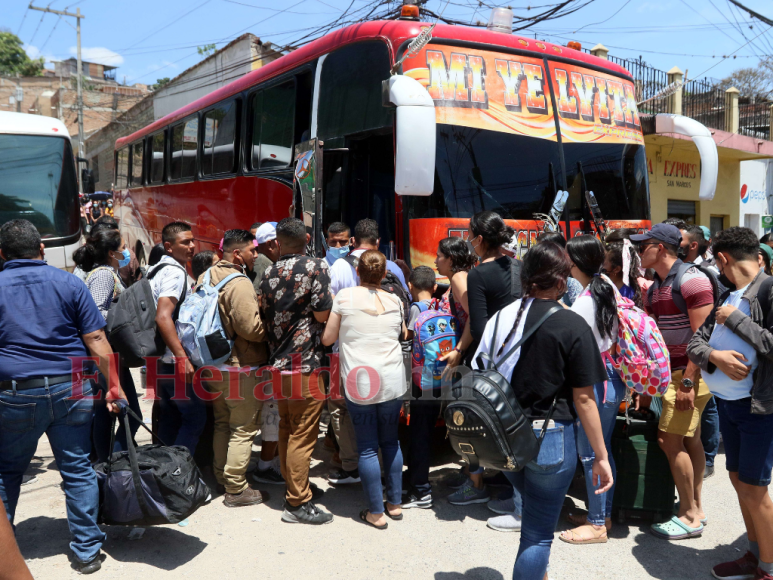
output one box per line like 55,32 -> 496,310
566,511 -> 613,532
359,510 -> 388,530
651,516 -> 704,540
384,503 -> 403,521
559,524 -> 608,545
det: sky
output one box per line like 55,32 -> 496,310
4,0 -> 773,87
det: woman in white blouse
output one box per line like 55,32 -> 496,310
322,250 -> 408,530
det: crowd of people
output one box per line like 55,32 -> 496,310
79,193 -> 116,235
2,210 -> 773,580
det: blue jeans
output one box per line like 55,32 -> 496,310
347,398 -> 403,514
507,420 -> 577,580
575,362 -> 625,525
701,395 -> 720,468
93,365 -> 141,463
156,362 -> 206,455
0,379 -> 105,563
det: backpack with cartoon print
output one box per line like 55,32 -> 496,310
411,310 -> 460,390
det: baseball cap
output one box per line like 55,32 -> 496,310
761,243 -> 773,265
699,225 -> 711,241
630,223 -> 682,246
255,222 -> 278,245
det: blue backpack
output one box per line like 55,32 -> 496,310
175,269 -> 247,368
411,308 -> 460,390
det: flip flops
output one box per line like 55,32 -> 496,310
558,525 -> 608,545
651,516 -> 704,540
359,510 -> 388,530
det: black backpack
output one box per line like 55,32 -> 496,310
94,407 -> 210,526
647,260 -> 721,317
445,305 -> 561,472
106,262 -> 187,367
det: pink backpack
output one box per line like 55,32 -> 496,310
608,294 -> 671,396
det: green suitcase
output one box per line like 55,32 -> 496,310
611,415 -> 675,523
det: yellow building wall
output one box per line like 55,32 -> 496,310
645,135 -> 740,229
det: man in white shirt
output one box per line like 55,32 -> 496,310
146,221 -> 204,455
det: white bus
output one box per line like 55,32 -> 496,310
0,112 -> 84,270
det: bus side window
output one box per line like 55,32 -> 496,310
115,147 -> 128,189
202,100 -> 239,176
129,141 -> 143,187
250,81 -> 295,170
170,116 -> 198,181
150,131 -> 165,184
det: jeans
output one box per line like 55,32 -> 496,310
406,394 -> 442,497
508,420 -> 577,580
701,395 -> 720,468
0,379 -> 105,563
156,362 -> 206,455
93,365 -> 141,463
575,362 -> 625,526
347,397 -> 404,515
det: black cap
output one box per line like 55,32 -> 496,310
630,223 -> 682,246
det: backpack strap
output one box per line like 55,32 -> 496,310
148,261 -> 188,317
672,261 -> 720,316
412,301 -> 430,314
344,255 -> 359,269
212,272 -> 247,292
509,258 -> 523,300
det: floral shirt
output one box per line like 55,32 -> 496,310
257,254 -> 333,373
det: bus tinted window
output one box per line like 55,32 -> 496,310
202,101 -> 238,175
116,147 -> 128,188
170,117 -> 198,180
150,132 -> 165,183
130,141 -> 143,186
250,81 -> 295,170
318,41 -> 392,140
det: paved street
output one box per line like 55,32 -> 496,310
13,371 -> 751,580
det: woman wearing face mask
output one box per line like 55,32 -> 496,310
105,199 -> 115,217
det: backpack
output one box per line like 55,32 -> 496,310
86,266 -> 124,302
411,309 -> 459,390
175,269 -> 247,368
106,262 -> 187,368
445,305 -> 561,472
94,407 -> 210,526
647,260 -> 720,316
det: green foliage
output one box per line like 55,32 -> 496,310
0,32 -> 44,77
197,44 -> 216,58
151,77 -> 171,91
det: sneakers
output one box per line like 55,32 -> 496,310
309,481 -> 325,501
487,496 -> 515,515
402,491 -> 432,509
252,463 -> 284,485
223,487 -> 265,508
21,474 -> 38,486
711,551 -> 758,580
448,481 -> 491,505
705,464 -> 716,479
442,467 -> 470,490
281,501 -> 334,525
487,513 -> 522,532
328,468 -> 361,485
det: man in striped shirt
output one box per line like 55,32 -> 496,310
635,223 -> 715,540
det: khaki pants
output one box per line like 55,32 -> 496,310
328,392 -> 358,471
206,370 -> 262,495
278,373 -> 325,507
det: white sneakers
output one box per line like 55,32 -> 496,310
487,513 -> 522,532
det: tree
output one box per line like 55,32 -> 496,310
719,57 -> 773,100
197,44 -> 216,58
151,77 -> 171,91
0,31 -> 44,77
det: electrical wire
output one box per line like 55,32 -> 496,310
17,4 -> 30,35
39,15 -> 62,53
119,0 -> 215,52
28,11 -> 47,46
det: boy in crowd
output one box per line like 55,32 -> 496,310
253,222 -> 280,286
191,250 -> 219,283
633,223 -> 715,539
324,221 -> 351,267
688,227 -> 773,580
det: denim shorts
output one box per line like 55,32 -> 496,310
716,396 -> 773,486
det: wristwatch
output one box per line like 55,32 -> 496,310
681,377 -> 695,390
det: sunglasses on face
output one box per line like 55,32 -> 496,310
637,242 -> 659,254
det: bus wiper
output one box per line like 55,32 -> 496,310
585,190 -> 609,238
533,189 -> 568,233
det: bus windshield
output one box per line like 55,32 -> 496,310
0,134 -> 79,240
403,127 -> 649,223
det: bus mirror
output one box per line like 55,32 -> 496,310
383,75 -> 436,196
293,139 -> 322,254
81,168 -> 95,194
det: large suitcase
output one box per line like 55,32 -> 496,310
611,415 -> 675,523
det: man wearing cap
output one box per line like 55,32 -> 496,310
634,223 -> 716,540
253,222 -> 280,290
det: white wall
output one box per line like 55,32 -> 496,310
739,159 -> 770,236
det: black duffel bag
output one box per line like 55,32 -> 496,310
445,305 -> 560,472
94,406 -> 210,526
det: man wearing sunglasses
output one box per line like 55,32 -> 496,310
632,223 -> 715,541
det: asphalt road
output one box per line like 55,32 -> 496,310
13,370 -> 752,580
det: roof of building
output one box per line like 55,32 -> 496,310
62,57 -> 118,71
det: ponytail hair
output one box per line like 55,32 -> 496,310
566,235 -> 617,341
605,229 -> 643,308
469,211 -> 515,251
73,228 -> 122,272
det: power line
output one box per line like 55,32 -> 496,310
28,11 -> 47,45
17,5 -> 30,35
39,15 -> 62,52
571,0 -> 632,34
119,0 -> 214,52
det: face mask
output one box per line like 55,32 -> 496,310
116,248 -> 131,268
677,246 -> 688,261
326,245 -> 349,263
717,270 -> 736,292
107,204 -> 113,208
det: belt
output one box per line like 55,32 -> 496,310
0,374 -> 78,391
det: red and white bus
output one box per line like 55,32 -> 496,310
113,13 -> 717,276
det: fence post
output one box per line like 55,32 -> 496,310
667,66 -> 683,115
725,87 -> 740,133
590,44 -> 608,60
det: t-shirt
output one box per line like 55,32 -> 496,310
563,276 -> 583,307
409,299 -> 433,331
472,298 -> 606,421
704,283 -> 758,400
644,262 -> 714,370
252,253 -> 274,294
571,278 -> 619,353
328,249 -> 409,296
467,256 -> 519,343
85,266 -> 123,320
148,255 -> 189,363
258,254 -> 333,373
0,260 -> 106,380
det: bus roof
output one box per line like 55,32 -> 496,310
117,19 -> 632,149
0,111 -> 70,138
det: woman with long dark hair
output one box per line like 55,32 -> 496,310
604,228 -> 644,308
560,235 -> 626,545
473,241 -> 612,578
535,230 -> 583,306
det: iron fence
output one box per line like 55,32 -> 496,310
739,100 -> 771,140
682,78 -> 725,132
607,55 -> 670,114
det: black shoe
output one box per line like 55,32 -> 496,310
402,491 -> 432,509
281,501 -> 334,525
328,468 -> 360,485
75,553 -> 102,575
704,464 -> 715,480
252,465 -> 285,485
310,481 -> 325,501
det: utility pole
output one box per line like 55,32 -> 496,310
29,4 -> 85,158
